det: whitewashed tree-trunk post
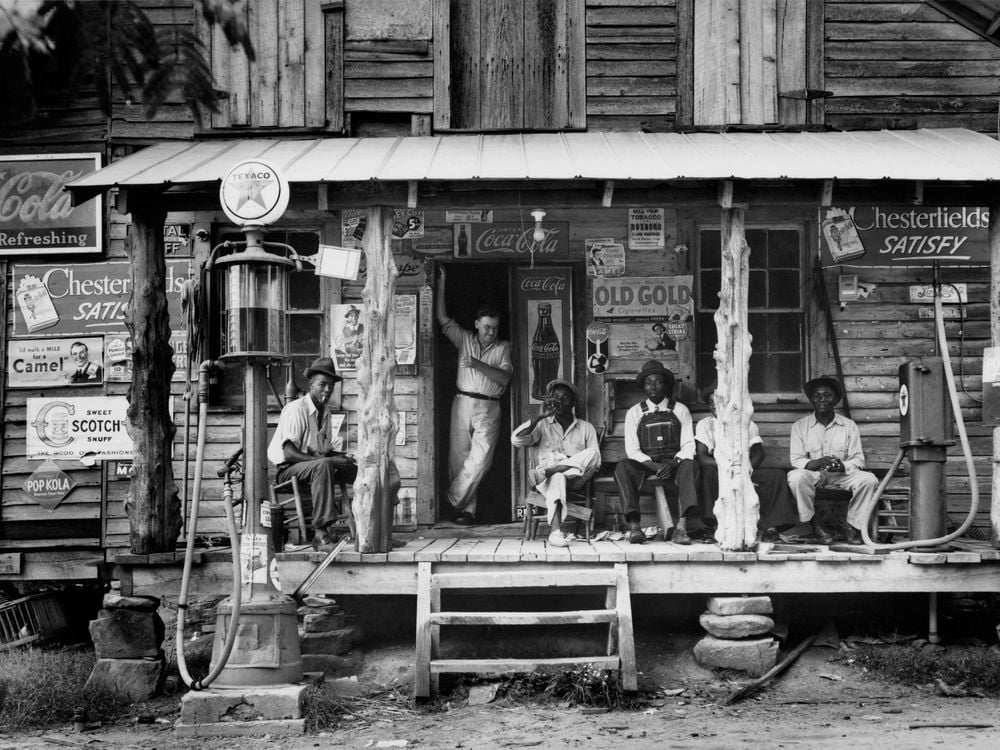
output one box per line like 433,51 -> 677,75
354,205 -> 400,553
712,207 -> 759,550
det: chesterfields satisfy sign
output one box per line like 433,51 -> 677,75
0,154 -> 103,255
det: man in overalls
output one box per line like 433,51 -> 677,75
614,360 -> 701,544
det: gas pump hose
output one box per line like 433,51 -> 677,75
859,293 -> 979,550
175,360 -> 243,689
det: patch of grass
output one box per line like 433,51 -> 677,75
302,685 -> 415,732
848,645 -> 1000,695
0,647 -> 130,731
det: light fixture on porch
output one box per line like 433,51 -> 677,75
531,208 -> 547,242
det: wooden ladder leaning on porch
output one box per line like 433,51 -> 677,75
414,563 -> 638,698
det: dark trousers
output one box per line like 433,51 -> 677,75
697,463 -> 799,530
277,458 -> 358,530
613,458 -> 701,530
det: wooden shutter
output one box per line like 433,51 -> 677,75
435,0 -> 584,131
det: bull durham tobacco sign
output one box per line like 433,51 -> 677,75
0,154 -> 103,256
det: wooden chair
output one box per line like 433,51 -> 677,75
269,473 -> 352,549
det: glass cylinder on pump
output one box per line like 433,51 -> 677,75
215,250 -> 295,361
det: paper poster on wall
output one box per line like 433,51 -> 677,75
26,396 -> 133,462
609,323 -> 685,358
341,208 -> 425,249
593,275 -> 693,322
394,294 -> 417,365
396,411 -> 407,446
330,303 -> 364,372
104,331 -> 188,382
628,208 -> 665,250
585,238 -> 625,277
8,336 -> 105,388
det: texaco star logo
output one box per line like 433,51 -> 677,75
219,160 -> 289,226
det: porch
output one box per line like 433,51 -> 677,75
115,532 -> 1000,599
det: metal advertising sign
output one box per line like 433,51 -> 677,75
7,336 -> 105,388
26,396 -> 133,462
12,260 -> 190,337
592,275 -> 694,322
515,267 -> 574,405
22,460 -> 76,511
219,160 -> 289,226
453,222 -> 570,260
819,206 -> 989,266
0,153 -> 103,256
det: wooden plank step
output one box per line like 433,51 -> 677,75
432,568 -> 619,589
430,609 -> 618,626
430,655 -> 620,674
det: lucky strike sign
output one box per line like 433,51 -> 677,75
0,153 -> 103,255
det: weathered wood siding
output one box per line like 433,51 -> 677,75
586,0 -> 677,132
825,1 -> 1000,133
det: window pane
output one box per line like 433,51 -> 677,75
748,270 -> 767,307
746,229 -> 767,270
768,314 -> 801,352
700,230 -> 721,267
289,314 -> 321,353
288,232 -> 319,256
748,353 -> 766,392
768,270 -> 800,308
289,270 -> 321,310
768,230 -> 799,266
700,270 -> 721,308
748,313 -> 767,347
770,354 -> 802,392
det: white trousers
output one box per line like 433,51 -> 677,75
786,468 -> 879,529
447,394 -> 501,514
534,446 -> 602,527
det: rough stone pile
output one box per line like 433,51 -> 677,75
298,595 -> 363,677
693,596 -> 778,677
86,594 -> 165,701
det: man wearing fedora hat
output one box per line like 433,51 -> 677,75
511,378 -> 601,547
614,360 -> 702,544
267,356 -> 358,550
787,375 -> 879,545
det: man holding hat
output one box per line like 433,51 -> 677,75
614,360 -> 701,544
267,356 -> 358,550
511,379 -> 601,547
787,375 -> 879,545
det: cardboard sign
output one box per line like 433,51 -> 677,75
628,208 -> 665,250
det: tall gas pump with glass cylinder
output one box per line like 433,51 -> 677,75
208,160 -> 302,686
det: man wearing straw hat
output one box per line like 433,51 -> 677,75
268,356 -> 358,550
511,378 -> 601,547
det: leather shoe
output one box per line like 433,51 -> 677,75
312,528 -> 334,551
671,527 -> 692,545
626,522 -> 646,545
454,511 -> 476,526
810,520 -> 833,545
845,526 -> 864,545
760,527 -> 781,544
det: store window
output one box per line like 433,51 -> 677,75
696,227 -> 804,395
211,228 -> 325,404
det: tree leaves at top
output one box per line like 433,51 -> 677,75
0,0 -> 254,126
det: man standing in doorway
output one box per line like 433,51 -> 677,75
437,266 -> 513,525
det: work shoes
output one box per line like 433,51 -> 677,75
671,527 -> 692,545
627,521 -> 647,545
312,528 -> 335,552
810,520 -> 834,545
454,511 -> 476,526
845,525 -> 864,545
547,529 -> 570,547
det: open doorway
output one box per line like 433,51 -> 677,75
434,262 -> 513,525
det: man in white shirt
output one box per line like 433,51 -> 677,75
267,357 -> 357,550
511,379 -> 601,547
787,376 -> 879,545
613,360 -> 702,544
437,266 -> 514,525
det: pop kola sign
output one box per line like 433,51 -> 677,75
22,460 -> 76,511
820,205 -> 989,266
454,222 -> 569,260
27,396 -> 133,462
0,153 -> 103,256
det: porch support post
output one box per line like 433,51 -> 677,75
354,205 -> 400,553
990,200 -> 1000,548
124,188 -> 182,554
712,207 -> 759,550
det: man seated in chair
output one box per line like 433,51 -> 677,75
787,375 -> 879,545
695,386 -> 798,544
614,360 -> 703,545
267,356 -> 358,551
511,379 -> 601,547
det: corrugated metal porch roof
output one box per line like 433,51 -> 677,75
68,128 -> 1000,198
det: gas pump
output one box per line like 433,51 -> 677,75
176,160 -> 304,689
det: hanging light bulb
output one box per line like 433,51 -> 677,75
531,209 -> 547,243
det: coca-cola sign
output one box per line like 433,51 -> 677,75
515,267 -> 574,407
458,222 -> 569,260
0,154 -> 102,256
519,275 -> 567,295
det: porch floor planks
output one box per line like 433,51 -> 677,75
494,538 -> 524,562
466,538 -> 502,562
414,538 -> 459,562
440,537 -> 483,563
387,537 -> 437,563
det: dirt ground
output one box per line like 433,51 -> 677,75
3,632 -> 999,750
